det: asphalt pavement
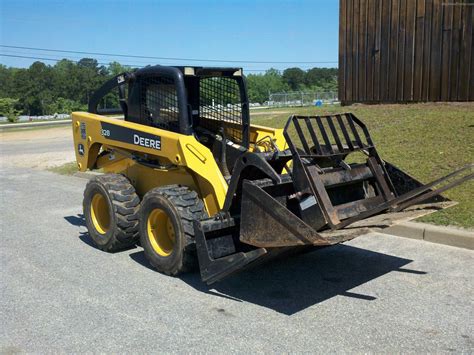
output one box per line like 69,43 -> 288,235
1,166 -> 473,353
0,129 -> 473,353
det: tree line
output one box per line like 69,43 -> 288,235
0,59 -> 129,120
246,67 -> 338,104
0,59 -> 337,120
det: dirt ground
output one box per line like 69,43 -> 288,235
0,126 -> 75,169
250,109 -> 292,116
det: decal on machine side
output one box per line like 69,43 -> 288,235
100,122 -> 161,151
80,122 -> 87,139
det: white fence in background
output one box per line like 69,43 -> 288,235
0,113 -> 70,123
266,91 -> 339,107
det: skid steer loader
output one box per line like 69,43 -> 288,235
72,66 -> 472,284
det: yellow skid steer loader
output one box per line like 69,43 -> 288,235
72,66 -> 473,284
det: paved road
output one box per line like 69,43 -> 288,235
1,128 -> 473,352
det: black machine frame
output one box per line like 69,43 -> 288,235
88,65 -> 251,148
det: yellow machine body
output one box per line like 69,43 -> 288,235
72,112 -> 287,217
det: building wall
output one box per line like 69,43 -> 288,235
339,0 -> 473,104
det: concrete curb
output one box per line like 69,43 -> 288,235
385,221 -> 474,250
0,120 -> 71,130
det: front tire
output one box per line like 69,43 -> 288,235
139,185 -> 207,276
83,174 -> 140,252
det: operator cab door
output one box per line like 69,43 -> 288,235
127,75 -> 181,133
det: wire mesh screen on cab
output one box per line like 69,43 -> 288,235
199,77 -> 243,144
140,76 -> 179,131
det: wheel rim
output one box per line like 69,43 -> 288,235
90,192 -> 110,234
147,208 -> 175,257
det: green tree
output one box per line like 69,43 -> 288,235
44,97 -> 86,114
304,67 -> 338,91
282,67 -> 305,90
0,65 -> 13,98
0,98 -> 22,122
246,69 -> 290,103
10,68 -> 33,115
0,59 -> 338,115
52,59 -> 81,102
77,58 -> 108,103
11,61 -> 54,115
108,61 -> 131,76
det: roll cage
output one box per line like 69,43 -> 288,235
88,65 -> 251,148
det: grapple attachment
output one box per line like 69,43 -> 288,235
281,114 -> 472,230
195,113 -> 473,284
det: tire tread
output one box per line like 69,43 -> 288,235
84,174 -> 140,252
142,185 -> 206,275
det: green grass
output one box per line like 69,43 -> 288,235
48,162 -> 103,176
48,162 -> 78,175
251,103 -> 474,229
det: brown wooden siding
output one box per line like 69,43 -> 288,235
339,0 -> 474,104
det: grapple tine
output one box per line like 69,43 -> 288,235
336,114 -> 354,150
293,116 -> 312,154
391,168 -> 474,212
345,113 -> 364,148
325,115 -> 345,153
303,116 -> 323,155
315,116 -> 334,154
337,164 -> 473,229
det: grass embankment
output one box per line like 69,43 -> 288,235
252,103 -> 474,229
48,162 -> 78,175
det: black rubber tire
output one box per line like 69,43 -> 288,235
139,185 -> 207,276
83,174 -> 140,252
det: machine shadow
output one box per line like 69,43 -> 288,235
64,214 -> 96,247
131,244 -> 424,315
64,214 -> 86,227
66,214 -> 425,315
78,231 -> 98,248
64,214 -> 137,252
64,214 -> 96,248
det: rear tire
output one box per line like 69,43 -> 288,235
139,185 -> 207,276
83,174 -> 140,252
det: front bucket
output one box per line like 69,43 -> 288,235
238,164 -> 472,248
239,180 -> 340,247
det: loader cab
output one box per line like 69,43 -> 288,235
90,66 -> 250,144
88,65 -> 251,174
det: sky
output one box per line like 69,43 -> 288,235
0,0 -> 339,73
